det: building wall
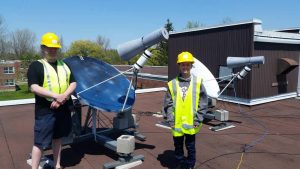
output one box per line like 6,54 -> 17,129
252,43 -> 300,98
0,61 -> 21,91
168,24 -> 254,99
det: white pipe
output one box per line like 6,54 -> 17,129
133,50 -> 152,71
115,160 -> 143,169
155,123 -> 171,130
135,87 -> 167,94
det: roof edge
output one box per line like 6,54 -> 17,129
218,92 -> 297,106
170,18 -> 262,35
272,28 -> 300,33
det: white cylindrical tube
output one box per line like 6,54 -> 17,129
117,28 -> 168,61
237,66 -> 251,80
133,50 -> 152,70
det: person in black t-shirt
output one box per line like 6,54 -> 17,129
27,32 -> 76,169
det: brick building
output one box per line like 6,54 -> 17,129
0,60 -> 21,91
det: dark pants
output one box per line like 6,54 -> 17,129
34,111 -> 71,149
173,134 -> 196,168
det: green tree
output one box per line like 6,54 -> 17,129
147,19 -> 174,66
104,49 -> 126,65
185,21 -> 206,29
65,40 -> 127,64
66,40 -> 105,59
147,48 -> 164,66
186,21 -> 199,29
222,17 -> 234,24
96,35 -> 110,50
127,54 -> 140,65
58,35 -> 66,57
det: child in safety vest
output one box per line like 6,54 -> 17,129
164,51 -> 208,169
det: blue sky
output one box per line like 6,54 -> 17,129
0,0 -> 299,49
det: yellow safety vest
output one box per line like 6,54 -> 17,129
168,76 -> 203,137
38,59 -> 71,101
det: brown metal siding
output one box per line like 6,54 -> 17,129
252,42 -> 300,98
168,24 -> 254,99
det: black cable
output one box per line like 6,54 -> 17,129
0,120 -> 16,169
232,79 -> 269,152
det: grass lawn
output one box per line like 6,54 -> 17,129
0,84 -> 34,101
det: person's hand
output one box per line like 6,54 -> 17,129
50,100 -> 61,109
54,94 -> 68,105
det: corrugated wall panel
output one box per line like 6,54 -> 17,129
252,43 -> 300,98
168,24 -> 253,99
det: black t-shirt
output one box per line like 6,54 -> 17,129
27,60 -> 75,116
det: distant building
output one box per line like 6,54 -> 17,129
168,19 -> 300,105
0,60 -> 21,91
114,65 -> 168,89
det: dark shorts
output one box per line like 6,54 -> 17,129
34,111 -> 71,149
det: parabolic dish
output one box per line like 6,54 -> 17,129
64,56 -> 135,112
191,58 -> 220,98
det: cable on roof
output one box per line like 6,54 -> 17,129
232,79 -> 269,168
236,152 -> 244,169
232,80 -> 269,152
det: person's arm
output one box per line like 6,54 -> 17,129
30,84 -> 66,109
52,66 -> 77,104
30,84 -> 63,109
30,84 -> 60,99
50,82 -> 76,108
59,82 -> 76,102
27,61 -> 59,99
164,88 -> 174,127
30,83 -> 76,103
194,83 -> 208,126
55,69 -> 77,103
56,62 -> 77,103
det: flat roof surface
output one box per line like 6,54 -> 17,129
0,92 -> 300,169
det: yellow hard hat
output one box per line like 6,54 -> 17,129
40,32 -> 61,48
177,51 -> 194,63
